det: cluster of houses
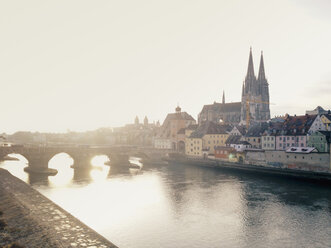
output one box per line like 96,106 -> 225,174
154,105 -> 331,171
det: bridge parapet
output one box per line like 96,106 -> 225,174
0,144 -> 170,173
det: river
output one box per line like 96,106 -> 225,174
1,153 -> 331,248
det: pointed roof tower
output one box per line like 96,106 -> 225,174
246,47 -> 255,80
258,51 -> 266,81
134,116 -> 139,125
144,116 -> 148,126
222,90 -> 225,104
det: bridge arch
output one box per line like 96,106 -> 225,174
48,152 -> 74,168
5,153 -> 29,164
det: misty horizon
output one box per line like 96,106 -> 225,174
1,0 -> 331,133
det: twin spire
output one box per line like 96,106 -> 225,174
246,47 -> 266,81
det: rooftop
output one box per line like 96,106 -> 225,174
200,102 -> 241,114
281,114 -> 316,135
189,121 -> 232,138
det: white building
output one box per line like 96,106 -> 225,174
154,138 -> 172,149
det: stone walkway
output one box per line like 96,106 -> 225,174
0,168 -> 118,248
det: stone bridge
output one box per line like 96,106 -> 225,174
0,144 -> 171,175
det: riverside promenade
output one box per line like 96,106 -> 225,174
0,168 -> 117,248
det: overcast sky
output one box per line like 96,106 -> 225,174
0,0 -> 331,133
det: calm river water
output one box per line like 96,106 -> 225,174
1,153 -> 331,248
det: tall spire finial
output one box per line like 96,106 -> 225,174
222,90 -> 225,104
258,50 -> 266,81
246,47 -> 255,80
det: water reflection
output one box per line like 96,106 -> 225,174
0,156 -> 331,248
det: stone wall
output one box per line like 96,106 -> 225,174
0,168 -> 118,248
245,150 -> 330,172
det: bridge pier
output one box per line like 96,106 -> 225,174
107,153 -> 130,167
22,151 -> 58,176
70,153 -> 94,169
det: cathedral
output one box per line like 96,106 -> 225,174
240,48 -> 270,123
198,48 -> 270,125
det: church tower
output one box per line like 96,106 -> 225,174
257,51 -> 270,120
240,48 -> 270,124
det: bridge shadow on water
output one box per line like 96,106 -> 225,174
28,173 -> 50,186
26,164 -> 142,186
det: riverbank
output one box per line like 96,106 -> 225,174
0,168 -> 118,248
166,156 -> 331,185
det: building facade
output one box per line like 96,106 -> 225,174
309,115 -> 330,134
243,122 -> 269,149
155,106 -> 196,150
307,131 -> 331,153
185,121 -> 231,157
275,114 -> 316,150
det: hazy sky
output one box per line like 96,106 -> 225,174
1,0 -> 331,133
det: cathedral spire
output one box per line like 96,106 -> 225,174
222,90 -> 225,104
246,47 -> 255,80
258,51 -> 266,81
